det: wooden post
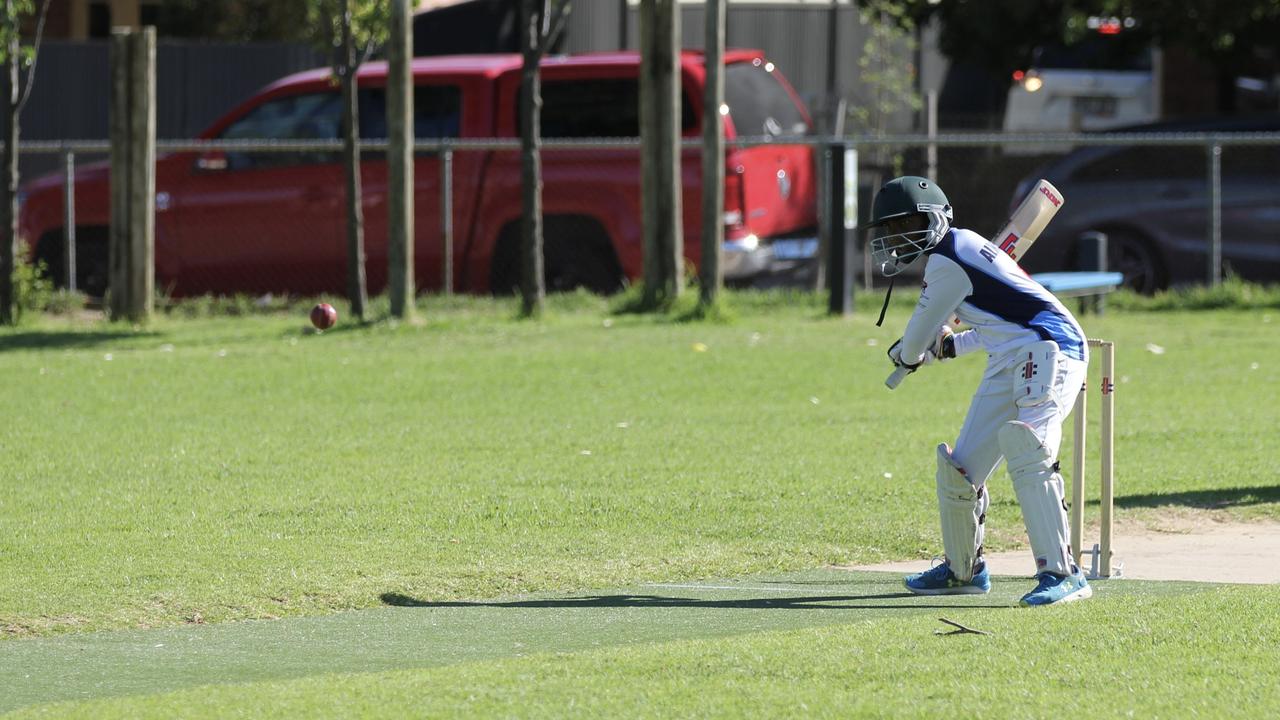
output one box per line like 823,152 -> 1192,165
387,0 -> 414,318
108,27 -> 154,322
640,0 -> 683,307
699,0 -> 724,307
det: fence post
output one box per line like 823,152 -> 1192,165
440,145 -> 453,295
108,27 -> 155,322
827,141 -> 855,316
62,149 -> 76,292
1077,230 -> 1108,313
1207,141 -> 1222,287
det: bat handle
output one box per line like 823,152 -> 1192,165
885,366 -> 912,390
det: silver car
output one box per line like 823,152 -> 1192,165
1011,114 -> 1280,292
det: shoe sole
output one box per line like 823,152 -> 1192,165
1019,582 -> 1094,607
905,584 -> 991,596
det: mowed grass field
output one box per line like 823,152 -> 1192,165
2,290 -> 1279,717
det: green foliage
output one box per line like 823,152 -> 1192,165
305,0 -> 390,64
1108,277 -> 1280,311
150,0 -> 315,43
1097,0 -> 1280,62
898,0 -> 1279,81
848,0 -> 921,172
8,246 -> 51,322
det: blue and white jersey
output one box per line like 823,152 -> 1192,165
899,228 -> 1088,372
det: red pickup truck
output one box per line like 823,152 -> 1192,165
20,50 -> 817,298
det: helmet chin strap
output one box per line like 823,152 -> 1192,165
875,278 -> 895,327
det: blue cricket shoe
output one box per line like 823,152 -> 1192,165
1019,567 -> 1093,607
905,561 -> 991,595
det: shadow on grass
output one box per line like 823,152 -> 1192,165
380,591 -> 1009,611
0,329 -> 159,353
1116,485 -> 1280,510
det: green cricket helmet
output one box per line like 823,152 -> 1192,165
868,176 -> 953,276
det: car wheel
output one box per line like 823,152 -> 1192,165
1105,230 -> 1166,294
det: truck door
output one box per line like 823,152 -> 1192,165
166,91 -> 345,296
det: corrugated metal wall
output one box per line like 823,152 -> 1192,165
562,3 -> 940,133
23,40 -> 326,141
18,40 -> 325,180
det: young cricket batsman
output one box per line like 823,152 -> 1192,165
869,175 -> 1092,606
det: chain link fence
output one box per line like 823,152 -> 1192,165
16,130 -> 1280,302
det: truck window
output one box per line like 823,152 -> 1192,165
534,79 -> 694,137
359,85 -> 463,139
724,61 -> 808,138
220,92 -> 342,170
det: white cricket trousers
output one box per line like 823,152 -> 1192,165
950,353 -> 1089,489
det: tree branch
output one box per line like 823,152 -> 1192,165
16,0 -> 52,116
537,0 -> 572,57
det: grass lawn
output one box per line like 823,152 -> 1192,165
1,290 -> 1278,716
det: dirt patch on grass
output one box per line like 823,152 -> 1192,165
849,513 -> 1280,584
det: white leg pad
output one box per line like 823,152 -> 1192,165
935,442 -> 987,582
999,421 -> 1072,576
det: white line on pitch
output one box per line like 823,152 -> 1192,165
642,583 -> 849,593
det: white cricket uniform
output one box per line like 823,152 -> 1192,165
899,227 -> 1089,575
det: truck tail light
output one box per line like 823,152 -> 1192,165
723,166 -> 745,227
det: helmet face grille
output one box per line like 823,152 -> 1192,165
870,202 -> 952,277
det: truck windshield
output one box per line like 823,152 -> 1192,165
724,60 -> 808,138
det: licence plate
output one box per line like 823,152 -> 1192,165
1074,96 -> 1117,117
771,238 -> 818,260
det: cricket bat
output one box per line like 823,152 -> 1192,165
885,179 -> 1064,389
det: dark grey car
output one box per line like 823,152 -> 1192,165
1011,114 -> 1280,292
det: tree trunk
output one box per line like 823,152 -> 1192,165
387,0 -> 414,318
340,0 -> 367,320
0,20 -> 17,326
518,0 -> 545,317
698,0 -> 725,308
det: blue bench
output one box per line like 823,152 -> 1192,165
1030,271 -> 1125,314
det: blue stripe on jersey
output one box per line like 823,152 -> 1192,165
930,231 -> 1086,361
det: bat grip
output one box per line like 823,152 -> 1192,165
885,366 -> 912,390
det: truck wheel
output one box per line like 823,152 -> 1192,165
490,217 -> 624,296
543,217 -> 624,295
36,228 -> 110,299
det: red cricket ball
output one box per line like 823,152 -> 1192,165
310,303 -> 337,330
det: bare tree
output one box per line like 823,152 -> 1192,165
517,0 -> 571,318
0,0 -> 50,325
306,0 -> 386,322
